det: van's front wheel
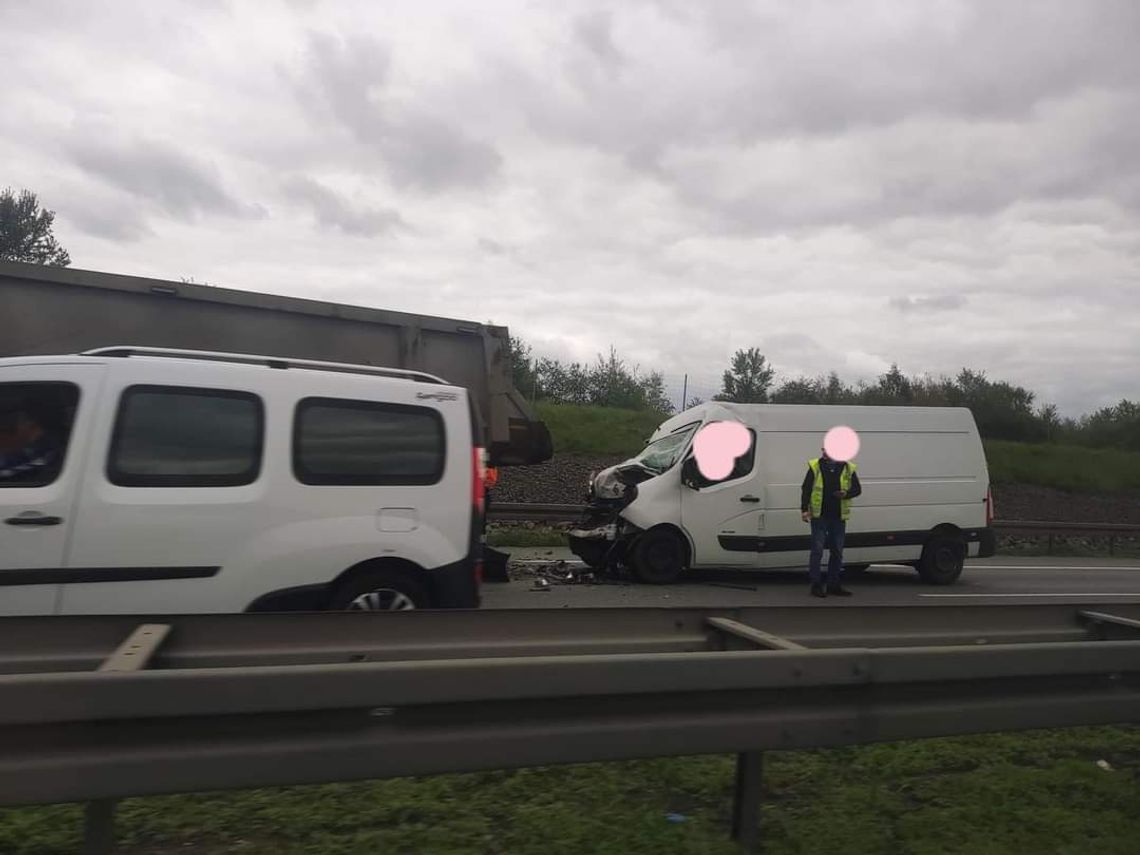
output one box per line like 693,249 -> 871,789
917,533 -> 966,585
329,568 -> 429,611
631,528 -> 686,584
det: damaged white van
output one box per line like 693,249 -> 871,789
568,402 -> 995,585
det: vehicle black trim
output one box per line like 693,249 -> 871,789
0,566 -> 220,586
719,528 -> 990,553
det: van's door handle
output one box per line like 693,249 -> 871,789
5,514 -> 63,526
739,496 -> 760,503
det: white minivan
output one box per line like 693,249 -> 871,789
569,402 -> 995,585
0,347 -> 485,616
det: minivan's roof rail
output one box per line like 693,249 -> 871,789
80,346 -> 447,384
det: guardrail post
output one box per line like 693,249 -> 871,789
1109,536 -> 1115,557
731,750 -> 764,853
1047,533 -> 1054,555
83,799 -> 117,855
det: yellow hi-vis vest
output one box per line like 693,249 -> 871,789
808,458 -> 856,520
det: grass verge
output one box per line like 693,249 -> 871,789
3,727 -> 1138,854
536,402 -> 664,457
486,526 -> 566,548
985,440 -> 1140,493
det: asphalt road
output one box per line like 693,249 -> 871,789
481,549 -> 1140,609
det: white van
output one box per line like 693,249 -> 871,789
569,402 -> 995,585
0,347 -> 485,616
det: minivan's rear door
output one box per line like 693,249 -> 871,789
0,364 -> 104,615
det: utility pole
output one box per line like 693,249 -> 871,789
681,374 -> 688,411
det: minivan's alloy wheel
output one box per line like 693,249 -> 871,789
329,568 -> 430,611
348,589 -> 417,611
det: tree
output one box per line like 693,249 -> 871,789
0,188 -> 70,266
506,336 -> 538,400
715,348 -> 775,403
639,371 -> 674,414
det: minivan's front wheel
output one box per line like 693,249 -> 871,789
329,568 -> 429,611
631,528 -> 687,584
917,533 -> 966,585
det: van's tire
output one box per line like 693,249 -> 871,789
631,528 -> 687,584
328,568 -> 430,611
917,533 -> 966,585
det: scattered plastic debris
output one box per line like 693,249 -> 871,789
665,812 -> 688,823
1096,759 -> 1114,772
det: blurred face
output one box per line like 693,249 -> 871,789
0,409 -> 37,451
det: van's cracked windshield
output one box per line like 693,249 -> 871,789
1,2 -> 1138,853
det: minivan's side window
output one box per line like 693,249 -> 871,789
0,382 -> 80,488
108,386 -> 264,487
294,397 -> 446,486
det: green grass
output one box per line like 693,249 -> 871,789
3,727 -> 1138,854
985,440 -> 1140,493
485,525 -> 566,548
537,402 -> 665,457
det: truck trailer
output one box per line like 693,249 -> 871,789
0,260 -> 552,467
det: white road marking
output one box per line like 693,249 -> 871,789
964,565 -> 1140,571
920,592 -> 1140,598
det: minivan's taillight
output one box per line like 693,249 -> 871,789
473,447 -> 486,514
985,488 -> 994,526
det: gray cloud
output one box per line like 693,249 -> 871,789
889,295 -> 968,313
68,136 -> 263,221
297,32 -> 502,192
62,200 -> 153,242
574,11 -> 624,71
282,175 -> 404,236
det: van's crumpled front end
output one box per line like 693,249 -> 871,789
566,463 -> 650,569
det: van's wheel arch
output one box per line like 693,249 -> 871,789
328,559 -> 431,611
630,526 -> 688,584
917,528 -> 967,585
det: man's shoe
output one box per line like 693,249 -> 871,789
810,584 -> 827,598
827,585 -> 853,597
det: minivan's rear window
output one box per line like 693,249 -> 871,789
108,386 -> 264,487
293,397 -> 446,486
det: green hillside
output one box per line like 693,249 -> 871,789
538,403 -> 1140,493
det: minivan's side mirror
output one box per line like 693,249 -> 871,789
681,456 -> 701,490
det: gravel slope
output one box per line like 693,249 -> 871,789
496,453 -> 1140,523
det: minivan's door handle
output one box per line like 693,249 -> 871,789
739,496 -> 760,503
5,514 -> 63,526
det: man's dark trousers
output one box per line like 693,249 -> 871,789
809,517 -> 846,587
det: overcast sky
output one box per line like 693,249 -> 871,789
3,0 -> 1138,415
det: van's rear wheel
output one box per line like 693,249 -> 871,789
917,533 -> 966,585
631,528 -> 686,584
329,568 -> 429,611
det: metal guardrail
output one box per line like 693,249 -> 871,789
487,503 -> 1140,555
0,604 -> 1139,853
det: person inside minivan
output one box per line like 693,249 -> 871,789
0,393 -> 66,485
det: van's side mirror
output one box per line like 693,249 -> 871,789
681,456 -> 700,490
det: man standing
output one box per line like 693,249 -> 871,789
800,447 -> 862,598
